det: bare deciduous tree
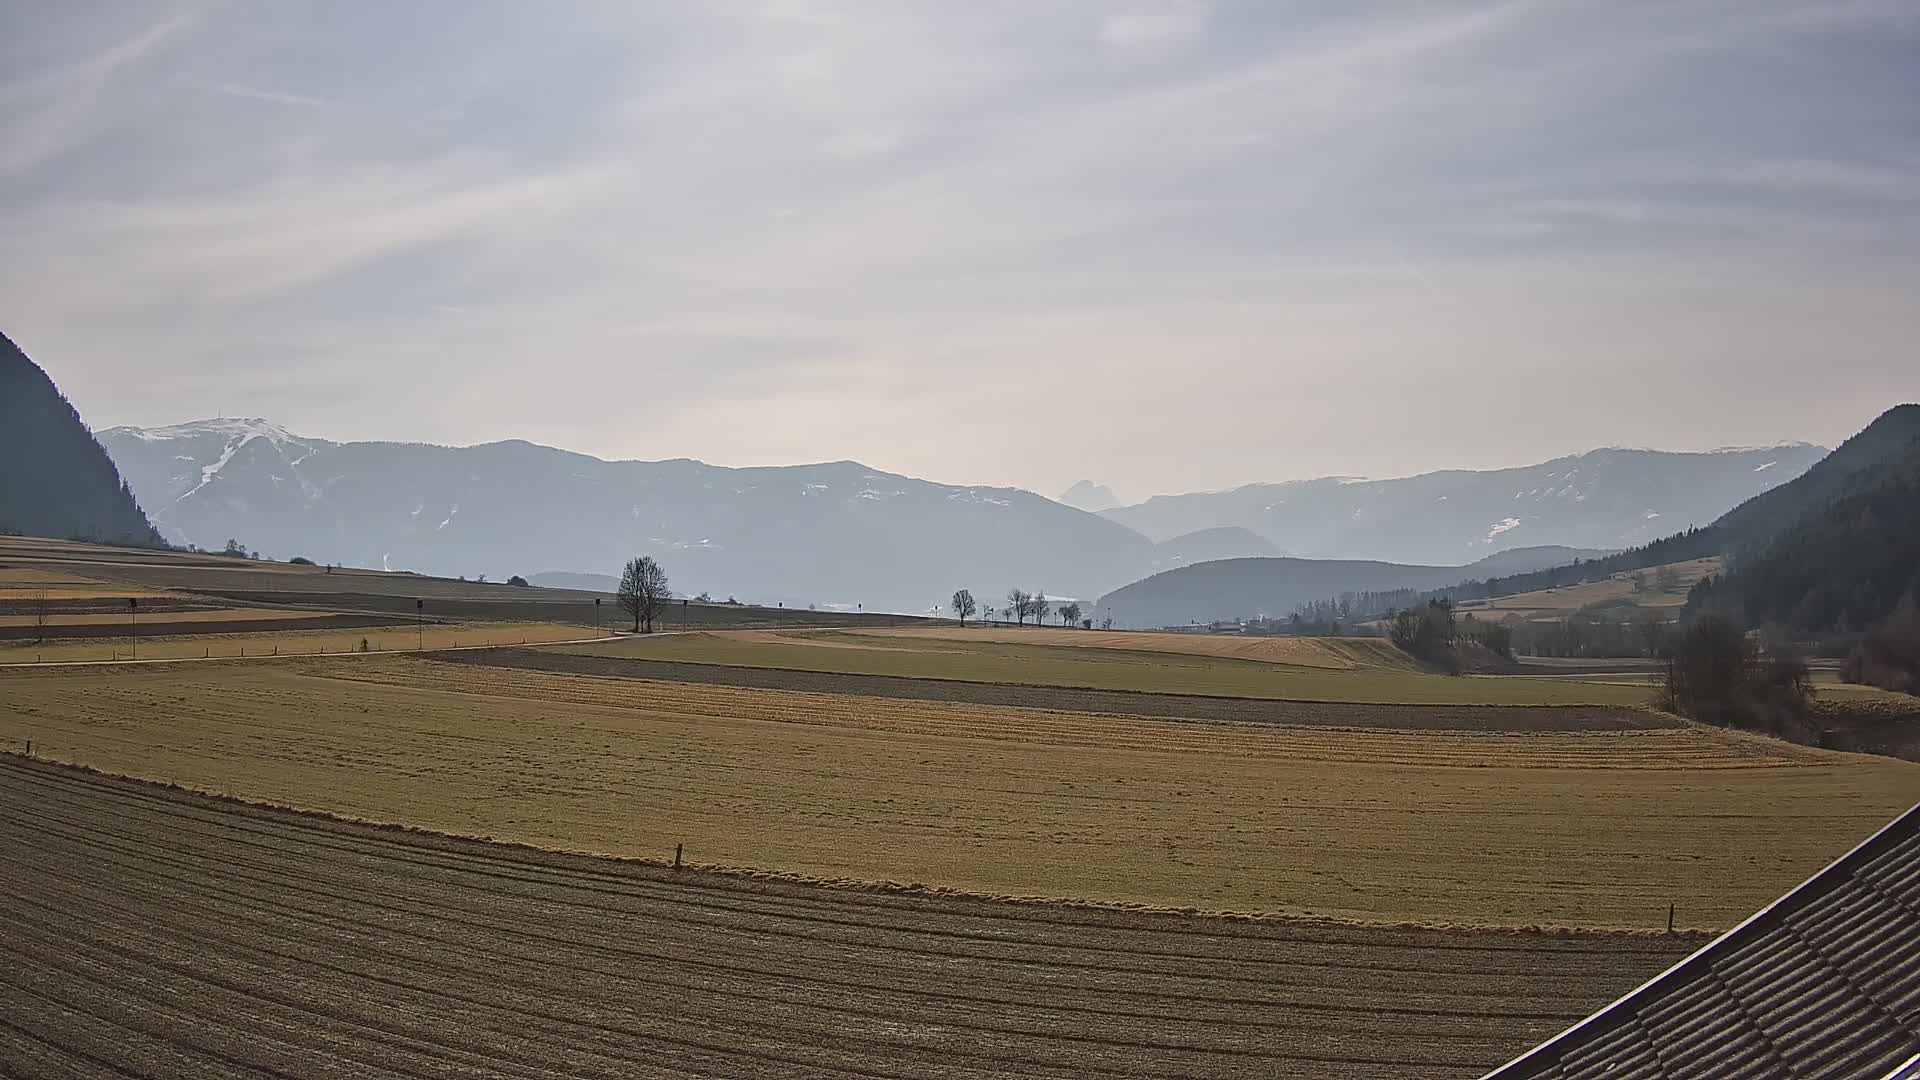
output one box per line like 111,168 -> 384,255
1007,588 -> 1030,627
1059,601 -> 1082,627
951,588 -> 978,627
618,556 -> 671,633
1030,591 -> 1050,627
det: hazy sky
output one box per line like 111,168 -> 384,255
3,2 -> 1917,501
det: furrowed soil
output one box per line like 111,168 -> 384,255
0,757 -> 1698,1080
554,630 -> 1654,706
5,657 -> 1914,929
856,628 -> 1424,670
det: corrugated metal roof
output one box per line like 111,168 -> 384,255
1485,802 -> 1920,1080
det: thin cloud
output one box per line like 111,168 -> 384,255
2,3 -> 1915,496
1099,3 -> 1211,54
215,83 -> 328,108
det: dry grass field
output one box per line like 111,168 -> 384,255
1453,557 -> 1723,623
0,757 -> 1699,1080
0,606 -> 337,627
557,628 -> 1656,706
865,626 -> 1423,669
4,656 -> 1913,930
0,621 -> 596,663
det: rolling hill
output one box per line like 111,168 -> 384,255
1095,546 -> 1606,628
1100,445 -> 1826,565
0,332 -> 160,547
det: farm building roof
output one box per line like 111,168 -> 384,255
1484,801 -> 1920,1080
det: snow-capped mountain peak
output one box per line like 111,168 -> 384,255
106,417 -> 314,450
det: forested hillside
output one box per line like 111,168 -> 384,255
1690,440 -> 1920,633
0,333 -> 160,547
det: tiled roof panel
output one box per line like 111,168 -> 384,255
1485,804 -> 1920,1080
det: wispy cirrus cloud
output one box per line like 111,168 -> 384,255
214,83 -> 328,108
2,2 -> 1916,495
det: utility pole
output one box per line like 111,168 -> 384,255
415,598 -> 424,651
594,597 -> 601,635
129,597 -> 138,659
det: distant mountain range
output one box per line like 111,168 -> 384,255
1100,444 -> 1827,564
1057,480 -> 1120,513
99,419 -> 1153,611
96,413 -> 1824,613
1,333 -> 159,547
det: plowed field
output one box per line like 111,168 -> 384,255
5,657 -> 1915,928
0,756 -> 1695,1080
860,627 -> 1420,669
555,631 -> 1651,705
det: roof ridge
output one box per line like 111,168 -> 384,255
1483,802 -> 1920,1078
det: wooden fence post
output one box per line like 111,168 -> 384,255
1667,903 -> 1675,934
674,843 -> 683,869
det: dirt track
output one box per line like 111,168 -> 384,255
0,756 -> 1692,1079
452,648 -> 1676,731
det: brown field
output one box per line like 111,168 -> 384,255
1453,557 -> 1723,623
0,535 -> 932,630
862,626 -> 1422,669
4,656 -> 1914,929
557,629 -> 1658,706
0,606 -> 338,627
458,647 -> 1674,731
0,621 -> 595,663
0,757 -> 1697,1080
0,563 -> 183,601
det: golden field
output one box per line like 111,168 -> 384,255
4,655 -> 1912,930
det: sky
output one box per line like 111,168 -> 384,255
2,1 -> 1917,503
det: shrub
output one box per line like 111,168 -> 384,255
288,556 -> 315,566
1389,600 -> 1460,673
1659,615 -> 1812,739
507,575 -> 529,587
1844,596 -> 1920,695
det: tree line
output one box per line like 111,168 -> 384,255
949,587 -> 1087,628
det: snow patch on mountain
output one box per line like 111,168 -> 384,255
1484,517 -> 1522,543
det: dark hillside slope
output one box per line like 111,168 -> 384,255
1712,403 -> 1920,559
1692,441 -> 1920,632
0,333 -> 159,546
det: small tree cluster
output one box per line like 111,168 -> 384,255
617,556 -> 671,632
1843,595 -> 1920,696
1388,599 -> 1460,673
1659,615 -> 1813,739
1005,589 -> 1051,626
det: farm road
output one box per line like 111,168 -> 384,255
0,757 -> 1691,1079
